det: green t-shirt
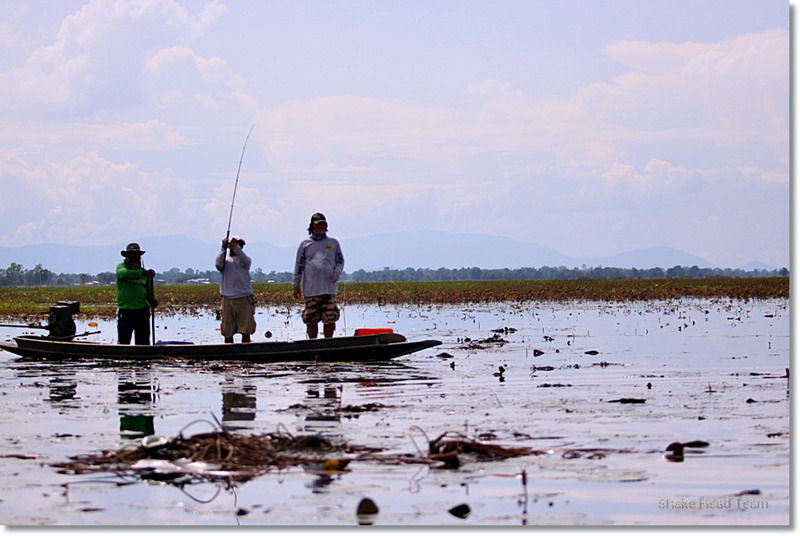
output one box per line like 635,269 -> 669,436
116,262 -> 155,310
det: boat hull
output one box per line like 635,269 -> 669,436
0,333 -> 441,363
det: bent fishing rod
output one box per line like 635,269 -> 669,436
221,125 -> 255,278
225,124 -> 255,246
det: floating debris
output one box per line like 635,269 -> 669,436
458,333 -> 509,349
664,440 -> 709,462
356,497 -> 379,525
664,442 -> 684,462
427,431 -> 533,464
594,361 -> 624,367
682,440 -> 710,448
448,503 -> 471,519
52,427 -> 379,483
607,398 -> 646,404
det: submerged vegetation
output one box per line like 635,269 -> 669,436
0,278 -> 788,319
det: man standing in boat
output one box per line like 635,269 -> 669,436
293,213 -> 345,339
116,243 -> 158,345
216,235 -> 256,343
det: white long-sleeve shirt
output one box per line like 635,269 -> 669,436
215,245 -> 253,299
293,235 -> 344,297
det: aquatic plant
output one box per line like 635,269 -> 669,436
0,277 -> 788,319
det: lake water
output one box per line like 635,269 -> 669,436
0,298 -> 789,526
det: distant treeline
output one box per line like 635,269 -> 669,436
0,262 -> 789,287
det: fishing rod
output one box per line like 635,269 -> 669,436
225,124 -> 255,246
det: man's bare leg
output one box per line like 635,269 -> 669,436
323,323 -> 335,338
307,324 -> 319,339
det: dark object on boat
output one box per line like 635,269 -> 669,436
0,301 -> 81,340
0,332 -> 441,363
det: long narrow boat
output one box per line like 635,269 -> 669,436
0,333 -> 441,363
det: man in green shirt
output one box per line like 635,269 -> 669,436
116,243 -> 158,345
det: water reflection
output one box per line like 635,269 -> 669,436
117,368 -> 157,439
48,375 -> 79,404
302,384 -> 343,436
221,374 -> 257,431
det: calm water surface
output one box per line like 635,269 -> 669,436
0,298 -> 789,526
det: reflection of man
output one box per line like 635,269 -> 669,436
293,213 -> 345,339
118,371 -> 156,438
215,235 -> 256,343
116,243 -> 157,345
221,375 -> 257,431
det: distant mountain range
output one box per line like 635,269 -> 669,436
0,231 -> 778,275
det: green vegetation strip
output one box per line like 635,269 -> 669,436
0,278 -> 788,320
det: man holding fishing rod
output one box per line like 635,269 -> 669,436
116,243 -> 158,345
293,213 -> 345,339
216,236 -> 256,343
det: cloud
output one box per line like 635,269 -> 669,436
250,29 -> 786,200
467,79 -> 522,99
0,0 -> 230,119
255,95 -> 460,176
0,149 -> 200,245
0,119 -> 193,152
0,3 -> 786,268
144,44 -> 252,115
593,30 -> 788,163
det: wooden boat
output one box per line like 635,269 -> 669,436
0,332 -> 442,363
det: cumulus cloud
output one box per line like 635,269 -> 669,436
144,44 -> 252,116
0,0 -> 231,119
0,149 -> 200,245
252,29 -> 787,199
0,2 -> 786,267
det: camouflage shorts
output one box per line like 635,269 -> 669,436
302,294 -> 340,325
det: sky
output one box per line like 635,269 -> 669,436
0,0 -> 790,268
